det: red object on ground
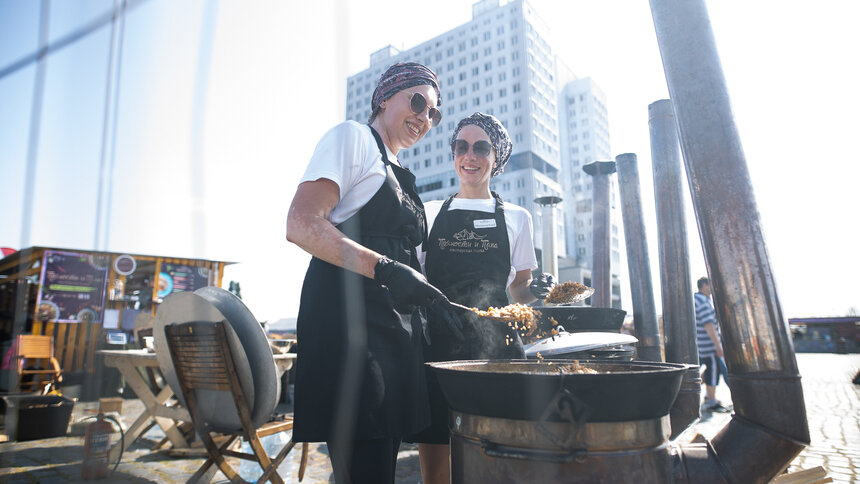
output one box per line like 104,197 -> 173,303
82,413 -> 112,479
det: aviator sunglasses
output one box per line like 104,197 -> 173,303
451,139 -> 493,158
404,91 -> 442,127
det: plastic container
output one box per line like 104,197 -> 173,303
1,394 -> 75,441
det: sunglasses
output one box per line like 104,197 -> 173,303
405,91 -> 442,127
451,139 -> 493,158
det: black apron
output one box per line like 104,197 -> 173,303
424,192 -> 524,360
293,125 -> 430,442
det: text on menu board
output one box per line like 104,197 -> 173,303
36,250 -> 109,323
157,263 -> 210,298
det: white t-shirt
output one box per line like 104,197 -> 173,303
300,121 -> 398,225
418,198 -> 538,288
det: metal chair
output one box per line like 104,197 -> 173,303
15,334 -> 63,394
164,321 -> 307,483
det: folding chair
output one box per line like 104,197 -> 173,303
15,334 -> 63,394
164,321 -> 307,483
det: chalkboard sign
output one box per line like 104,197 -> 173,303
36,250 -> 109,323
157,263 -> 210,298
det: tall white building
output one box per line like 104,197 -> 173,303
344,0 -> 622,307
557,77 -> 623,307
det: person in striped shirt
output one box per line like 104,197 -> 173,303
695,277 -> 731,412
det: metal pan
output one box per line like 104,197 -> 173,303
533,306 -> 626,332
428,359 -> 689,423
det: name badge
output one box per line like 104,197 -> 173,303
474,219 -> 496,229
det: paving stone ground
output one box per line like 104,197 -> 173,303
1,353 -> 857,483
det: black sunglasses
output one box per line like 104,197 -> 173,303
406,92 -> 442,127
451,139 -> 493,158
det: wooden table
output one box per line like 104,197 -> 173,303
99,348 -> 297,460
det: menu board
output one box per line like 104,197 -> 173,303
36,250 -> 109,323
157,263 -> 210,298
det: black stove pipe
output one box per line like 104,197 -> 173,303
615,153 -> 662,362
649,1 -> 810,482
648,99 -> 701,438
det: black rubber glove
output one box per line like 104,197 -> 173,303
427,300 -> 465,342
374,256 -> 448,308
529,272 -> 555,300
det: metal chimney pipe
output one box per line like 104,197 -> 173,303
648,99 -> 701,437
649,1 -> 810,482
583,161 -> 616,308
614,153 -> 662,362
535,196 -> 562,279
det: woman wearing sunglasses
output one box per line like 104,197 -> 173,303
411,112 -> 544,484
286,62 -> 459,484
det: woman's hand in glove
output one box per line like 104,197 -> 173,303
529,272 -> 556,299
374,256 -> 448,308
427,300 -> 465,342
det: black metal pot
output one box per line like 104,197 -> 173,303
429,359 -> 688,423
533,306 -> 626,332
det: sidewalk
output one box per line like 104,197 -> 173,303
1,353 -> 857,483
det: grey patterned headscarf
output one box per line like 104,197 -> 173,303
451,112 -> 512,177
368,62 -> 441,124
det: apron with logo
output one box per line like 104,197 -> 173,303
293,125 -> 430,442
424,192 -> 524,361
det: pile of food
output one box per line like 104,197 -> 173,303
557,360 -> 598,374
469,303 -> 540,344
544,281 -> 592,304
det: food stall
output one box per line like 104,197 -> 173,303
0,246 -> 234,395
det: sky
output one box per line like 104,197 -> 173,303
1,0 -> 859,324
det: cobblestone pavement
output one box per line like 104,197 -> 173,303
1,353 -> 857,483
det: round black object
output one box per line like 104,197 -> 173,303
429,359 -> 688,423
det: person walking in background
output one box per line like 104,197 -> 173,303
286,62 -> 461,484
695,276 -> 731,412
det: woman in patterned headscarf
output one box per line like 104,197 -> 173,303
411,112 -> 548,484
287,62 -> 461,484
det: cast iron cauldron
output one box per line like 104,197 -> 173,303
429,359 -> 688,423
